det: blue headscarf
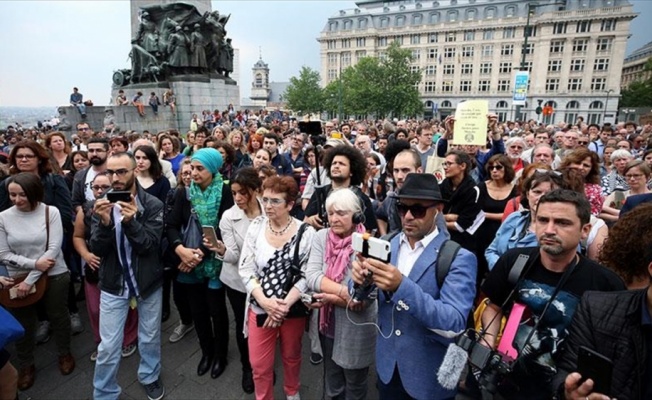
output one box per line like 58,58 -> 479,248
191,148 -> 223,176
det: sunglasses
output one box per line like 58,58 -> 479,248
488,165 -> 504,171
396,202 -> 437,219
578,141 -> 589,145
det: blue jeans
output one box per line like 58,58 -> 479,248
74,103 -> 86,115
93,288 -> 162,400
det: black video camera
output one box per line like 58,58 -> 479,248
456,330 -> 514,395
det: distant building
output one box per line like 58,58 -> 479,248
249,56 -> 289,109
621,40 -> 652,89
318,0 -> 636,124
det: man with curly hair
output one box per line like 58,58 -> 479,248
554,203 -> 652,400
304,144 -> 377,232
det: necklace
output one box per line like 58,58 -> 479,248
268,216 -> 293,236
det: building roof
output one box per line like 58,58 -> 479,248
268,82 -> 290,103
253,57 -> 268,69
625,41 -> 652,63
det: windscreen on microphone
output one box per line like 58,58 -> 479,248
437,342 -> 468,390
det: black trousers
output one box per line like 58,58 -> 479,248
186,283 -> 229,360
225,286 -> 251,371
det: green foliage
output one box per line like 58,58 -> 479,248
324,41 -> 423,119
620,80 -> 652,107
283,66 -> 324,115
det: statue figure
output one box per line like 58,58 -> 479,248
56,106 -> 72,132
103,107 -> 117,131
203,10 -> 227,73
189,24 -> 207,72
225,38 -> 234,77
167,25 -> 189,71
218,37 -> 234,77
132,12 -> 160,55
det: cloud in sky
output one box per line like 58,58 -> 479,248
1,0 -> 650,108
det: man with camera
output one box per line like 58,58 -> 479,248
352,173 -> 477,400
478,190 -> 625,399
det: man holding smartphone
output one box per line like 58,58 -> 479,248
352,173 -> 477,400
90,152 -> 165,400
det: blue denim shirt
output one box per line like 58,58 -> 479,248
485,211 -> 537,270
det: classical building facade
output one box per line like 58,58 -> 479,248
621,40 -> 652,89
318,0 -> 636,124
248,56 -> 289,109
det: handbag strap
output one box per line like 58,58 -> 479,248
45,205 -> 50,251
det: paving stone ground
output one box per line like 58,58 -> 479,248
9,284 -> 475,400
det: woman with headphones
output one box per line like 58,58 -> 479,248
305,188 -> 377,400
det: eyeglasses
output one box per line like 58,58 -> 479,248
105,168 -> 133,177
443,161 -> 457,168
396,202 -> 437,219
87,149 -> 106,154
15,154 -> 36,160
625,173 -> 644,180
91,185 -> 111,191
181,172 -> 191,177
261,197 -> 285,206
488,165 -> 504,171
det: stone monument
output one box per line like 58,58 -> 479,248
110,0 -> 240,131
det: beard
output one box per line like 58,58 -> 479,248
539,234 -> 564,255
507,152 -> 521,160
89,156 -> 105,166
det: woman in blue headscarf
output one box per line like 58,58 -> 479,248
166,148 -> 234,378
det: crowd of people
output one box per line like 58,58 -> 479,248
0,112 -> 651,400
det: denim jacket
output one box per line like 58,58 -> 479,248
485,211 -> 537,270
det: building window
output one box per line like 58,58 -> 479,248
499,62 -> 512,74
424,81 -> 436,93
546,78 -> 560,92
442,81 -> 453,93
550,40 -> 565,54
341,52 -> 351,67
485,7 -> 496,19
394,36 -> 404,45
443,65 -> 455,75
479,80 -> 490,92
429,12 -> 440,24
462,46 -> 474,57
378,37 -> 388,46
501,44 -> 514,56
356,38 -> 366,47
355,50 -> 366,62
466,9 -> 476,20
568,78 -> 582,91
378,51 -> 387,61
588,101 -> 604,124
483,29 -> 494,40
425,65 -> 436,76
503,27 -> 515,39
412,14 -> 423,25
428,48 -> 438,59
380,18 -> 389,28
328,53 -> 337,66
410,34 -> 421,45
498,80 -> 510,92
342,39 -> 351,48
464,30 -> 475,41
448,10 -> 458,22
505,6 -> 516,17
594,58 -> 610,71
396,16 -> 406,27
572,39 -> 588,53
460,80 -> 472,92
461,64 -> 473,75
328,69 -> 337,81
482,45 -> 493,57
596,37 -> 613,52
411,49 -> 421,60
327,40 -> 336,50
329,21 -> 339,31
576,20 -> 591,33
570,59 -> 585,72
591,78 -> 606,91
445,32 -> 456,42
344,20 -> 353,30
410,65 -> 420,74
553,22 -> 567,34
524,25 -> 537,38
480,63 -> 492,74
428,33 -> 438,43
522,43 -> 534,56
601,19 -> 616,32
548,59 -> 562,72
255,73 -> 263,87
444,47 -> 456,58
523,61 -> 533,72
358,19 -> 367,29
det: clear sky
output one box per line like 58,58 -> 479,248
0,0 -> 650,108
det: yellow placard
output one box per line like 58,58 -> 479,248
453,100 -> 489,146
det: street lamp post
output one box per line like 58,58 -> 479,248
516,4 -> 536,122
338,56 -> 343,122
603,89 -> 614,124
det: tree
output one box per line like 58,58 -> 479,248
323,41 -> 423,119
283,66 -> 324,115
620,58 -> 652,107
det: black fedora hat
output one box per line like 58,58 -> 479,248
394,173 -> 447,202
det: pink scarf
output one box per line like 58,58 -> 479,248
320,224 -> 366,333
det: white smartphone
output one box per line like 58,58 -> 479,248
202,226 -> 220,249
352,232 -> 391,263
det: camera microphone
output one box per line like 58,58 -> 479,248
351,271 -> 374,302
437,342 -> 468,390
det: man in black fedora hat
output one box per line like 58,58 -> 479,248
352,173 -> 477,400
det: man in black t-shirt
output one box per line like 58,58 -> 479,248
478,190 -> 625,399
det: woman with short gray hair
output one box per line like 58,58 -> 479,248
305,188 -> 377,400
600,149 -> 634,196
